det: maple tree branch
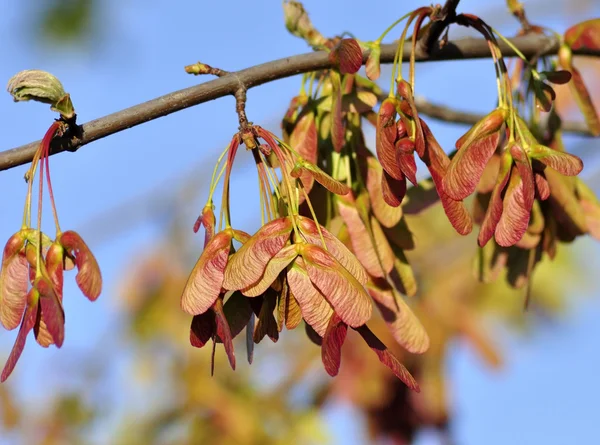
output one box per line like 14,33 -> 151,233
412,96 -> 590,134
1,34 -> 599,172
416,0 -> 461,55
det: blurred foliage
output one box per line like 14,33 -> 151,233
0,189 -> 583,444
34,0 -> 96,44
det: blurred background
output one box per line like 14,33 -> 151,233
0,1 -> 599,444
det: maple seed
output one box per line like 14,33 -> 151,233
329,38 -> 363,75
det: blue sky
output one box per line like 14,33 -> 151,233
0,1 -> 599,444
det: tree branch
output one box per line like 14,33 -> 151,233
416,0 -> 461,55
1,34 -> 599,172
412,96 -> 590,134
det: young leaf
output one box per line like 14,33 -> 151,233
181,230 -> 232,315
321,314 -> 348,376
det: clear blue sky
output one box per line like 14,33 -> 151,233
0,1 -> 599,444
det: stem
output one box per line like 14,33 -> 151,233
219,135 -> 240,230
300,184 -> 327,250
35,138 -> 45,278
375,11 -> 414,44
489,26 -> 530,62
207,143 -> 232,202
44,122 -> 64,235
409,9 -> 431,89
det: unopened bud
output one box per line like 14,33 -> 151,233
283,1 -> 326,48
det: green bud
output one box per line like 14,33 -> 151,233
6,69 -> 75,119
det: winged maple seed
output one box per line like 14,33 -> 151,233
181,109 -> 423,386
443,111 -> 584,247
0,229 -> 101,381
1,73 -> 102,382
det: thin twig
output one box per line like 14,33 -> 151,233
1,34 -> 599,172
416,0 -> 461,55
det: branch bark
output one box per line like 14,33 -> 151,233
412,96 -> 589,134
1,34 -> 599,172
416,0 -> 461,55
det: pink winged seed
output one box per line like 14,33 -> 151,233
286,259 -> 334,337
367,283 -> 429,354
444,125 -> 502,200
300,244 -> 372,328
190,311 -> 214,348
222,218 -> 293,291
296,216 -> 368,285
478,152 -> 513,246
213,299 -> 236,370
365,156 -> 403,228
381,170 -> 407,208
0,252 -> 28,331
1,299 -> 37,382
421,121 -> 473,235
337,198 -> 390,278
58,231 -> 102,301
355,325 -> 419,391
35,277 -> 65,348
376,99 -> 402,180
181,230 -> 232,315
495,167 -> 532,247
321,314 -> 348,376
529,145 -> 584,177
242,244 -> 298,297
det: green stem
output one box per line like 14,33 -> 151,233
375,11 -> 413,44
